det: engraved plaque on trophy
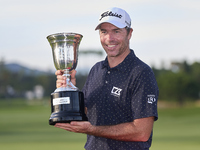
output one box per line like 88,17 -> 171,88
47,33 -> 87,125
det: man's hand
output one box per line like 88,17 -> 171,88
55,70 -> 77,88
55,121 -> 94,134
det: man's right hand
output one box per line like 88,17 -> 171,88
55,70 -> 77,88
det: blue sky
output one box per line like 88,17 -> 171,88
1,0 -> 200,72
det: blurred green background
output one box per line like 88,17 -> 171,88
1,56 -> 200,150
0,98 -> 200,150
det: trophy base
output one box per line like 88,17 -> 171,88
49,90 -> 88,125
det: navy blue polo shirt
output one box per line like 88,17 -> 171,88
82,50 -> 158,150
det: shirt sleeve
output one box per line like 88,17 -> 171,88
131,67 -> 159,121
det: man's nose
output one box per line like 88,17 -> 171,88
106,33 -> 114,41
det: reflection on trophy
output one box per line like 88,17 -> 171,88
47,33 -> 88,125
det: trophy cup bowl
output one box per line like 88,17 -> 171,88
47,32 -> 87,125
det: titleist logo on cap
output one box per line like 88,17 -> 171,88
99,11 -> 122,21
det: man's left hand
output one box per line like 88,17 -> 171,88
55,121 -> 93,134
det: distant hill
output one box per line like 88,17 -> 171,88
2,63 -> 53,76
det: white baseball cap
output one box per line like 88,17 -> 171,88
95,7 -> 131,30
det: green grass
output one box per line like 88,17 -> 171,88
0,98 -> 86,150
0,98 -> 200,150
152,107 -> 200,150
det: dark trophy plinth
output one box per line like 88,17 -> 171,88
49,91 -> 87,125
47,33 -> 88,125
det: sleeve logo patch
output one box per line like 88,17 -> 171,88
147,95 -> 156,104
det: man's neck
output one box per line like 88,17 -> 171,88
108,49 -> 130,68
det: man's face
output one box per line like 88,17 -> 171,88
99,23 -> 132,58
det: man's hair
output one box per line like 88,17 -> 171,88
125,27 -> 132,35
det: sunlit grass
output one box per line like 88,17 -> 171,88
0,98 -> 200,150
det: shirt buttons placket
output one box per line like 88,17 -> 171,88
105,70 -> 110,84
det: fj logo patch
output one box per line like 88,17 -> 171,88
147,95 -> 156,104
111,86 -> 122,97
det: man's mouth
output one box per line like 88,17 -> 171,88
107,45 -> 116,48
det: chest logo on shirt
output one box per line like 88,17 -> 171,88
111,86 -> 122,97
147,95 -> 156,104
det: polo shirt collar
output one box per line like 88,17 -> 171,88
102,49 -> 136,72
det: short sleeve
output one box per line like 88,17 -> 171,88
131,67 -> 159,121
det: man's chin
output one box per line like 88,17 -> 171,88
107,53 -> 118,58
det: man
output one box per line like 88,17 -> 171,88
55,7 -> 159,150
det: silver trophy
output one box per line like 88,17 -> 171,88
47,33 -> 87,125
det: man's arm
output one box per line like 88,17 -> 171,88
55,116 -> 154,142
55,70 -> 155,142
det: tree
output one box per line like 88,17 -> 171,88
156,61 -> 200,105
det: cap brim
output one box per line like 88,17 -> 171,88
95,20 -> 126,30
